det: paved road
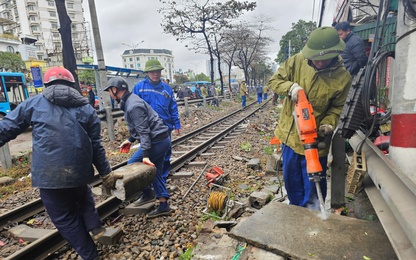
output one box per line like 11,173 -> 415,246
7,130 -> 33,157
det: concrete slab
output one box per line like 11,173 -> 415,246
7,224 -> 54,242
229,201 -> 397,260
97,227 -> 123,245
120,202 -> 155,215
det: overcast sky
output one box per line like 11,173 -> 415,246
82,0 -> 336,74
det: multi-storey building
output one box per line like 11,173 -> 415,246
0,0 -> 92,69
121,48 -> 174,82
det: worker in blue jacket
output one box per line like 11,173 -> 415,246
106,77 -> 172,218
132,59 -> 181,182
0,67 -> 123,260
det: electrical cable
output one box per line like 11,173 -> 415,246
207,191 -> 228,213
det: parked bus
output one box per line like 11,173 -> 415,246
0,72 -> 29,118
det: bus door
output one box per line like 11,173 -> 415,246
0,74 -> 29,117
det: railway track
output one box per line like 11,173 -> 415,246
1,100 -> 266,259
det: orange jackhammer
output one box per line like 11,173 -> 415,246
294,89 -> 327,217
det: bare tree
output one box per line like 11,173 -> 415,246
233,18 -> 273,85
159,0 -> 256,83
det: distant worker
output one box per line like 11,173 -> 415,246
87,86 -> 95,108
263,84 -> 269,100
105,77 -> 172,218
0,67 -> 123,260
132,59 -> 181,182
256,83 -> 263,104
239,80 -> 248,108
335,21 -> 368,76
268,27 -> 352,210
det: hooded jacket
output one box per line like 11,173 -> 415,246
341,31 -> 368,75
132,77 -> 180,132
268,53 -> 352,156
0,84 -> 111,188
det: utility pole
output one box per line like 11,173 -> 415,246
87,0 -> 115,141
389,1 -> 416,185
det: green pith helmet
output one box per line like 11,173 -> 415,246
301,26 -> 345,61
144,59 -> 164,72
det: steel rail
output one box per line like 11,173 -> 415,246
3,101 -> 265,259
0,101 -> 258,231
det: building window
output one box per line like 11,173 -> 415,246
123,58 -> 126,62
137,63 -> 141,68
49,11 -> 57,17
130,64 -> 134,68
51,22 -> 58,29
69,13 -> 75,19
31,25 -> 39,32
136,57 -> 140,61
38,55 -> 43,60
6,46 -> 14,53
67,3 -> 74,9
47,1 -> 54,7
53,32 -> 60,38
29,15 -> 36,21
27,5 -> 35,11
129,57 -> 132,62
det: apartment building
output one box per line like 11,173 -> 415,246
122,48 -> 174,82
0,0 -> 92,68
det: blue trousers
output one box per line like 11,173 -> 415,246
162,131 -> 173,182
257,93 -> 263,104
241,95 -> 246,107
128,137 -> 171,199
281,144 -> 328,210
263,93 -> 268,100
39,186 -> 101,260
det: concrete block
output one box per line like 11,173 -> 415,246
265,155 -> 278,175
210,146 -> 225,150
111,162 -> 156,201
97,227 -> 123,245
185,161 -> 206,168
120,202 -> 155,215
263,184 -> 280,195
249,191 -> 271,209
7,224 -> 54,242
170,171 -> 194,179
0,176 -> 14,186
200,153 -> 215,158
247,158 -> 260,170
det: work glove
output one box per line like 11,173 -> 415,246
102,172 -> 124,190
288,83 -> 303,103
175,129 -> 181,135
143,157 -> 155,167
119,140 -> 131,153
319,124 -> 333,136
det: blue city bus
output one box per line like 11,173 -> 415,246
0,72 -> 29,118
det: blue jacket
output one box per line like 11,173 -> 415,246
132,78 -> 181,131
341,32 -> 368,75
121,92 -> 169,158
0,84 -> 111,189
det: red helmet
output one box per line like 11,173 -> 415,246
43,67 -> 75,85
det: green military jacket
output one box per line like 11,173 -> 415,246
268,53 -> 352,156
239,82 -> 247,97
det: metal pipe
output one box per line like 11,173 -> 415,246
349,131 -> 416,256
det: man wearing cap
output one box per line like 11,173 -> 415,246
268,27 -> 352,210
105,77 -> 172,218
132,59 -> 181,183
335,21 -> 368,76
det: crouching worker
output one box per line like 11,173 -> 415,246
104,77 -> 172,218
0,66 -> 123,260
